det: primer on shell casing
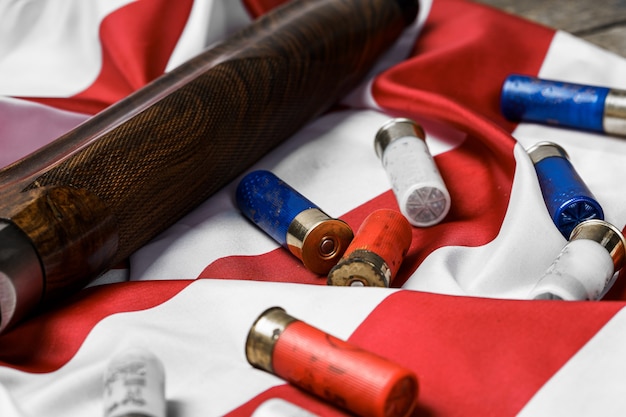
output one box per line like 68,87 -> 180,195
236,170 -> 353,275
375,118 -> 451,227
529,219 -> 626,301
327,209 -> 412,287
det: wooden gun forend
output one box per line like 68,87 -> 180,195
0,0 -> 419,332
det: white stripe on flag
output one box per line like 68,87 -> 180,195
0,0 -> 136,97
165,0 -> 253,72
0,383 -> 25,417
0,280 -> 393,417
402,143 -> 566,299
0,97 -> 89,168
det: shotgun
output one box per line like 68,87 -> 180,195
0,0 -> 419,332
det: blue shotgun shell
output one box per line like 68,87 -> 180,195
501,74 -> 618,134
236,170 -> 353,274
527,142 -> 604,239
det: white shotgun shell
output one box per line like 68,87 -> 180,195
103,347 -> 166,417
375,118 -> 451,227
529,219 -> 626,300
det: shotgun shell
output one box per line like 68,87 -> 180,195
529,219 -> 626,300
527,142 -> 604,239
501,73 -> 626,136
103,347 -> 166,417
236,170 -> 353,275
245,307 -> 419,417
327,209 -> 412,287
251,398 -> 319,417
374,118 -> 451,227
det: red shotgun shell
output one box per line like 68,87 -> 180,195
245,307 -> 419,417
327,209 -> 412,287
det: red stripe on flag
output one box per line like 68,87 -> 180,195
374,0 -> 555,131
0,280 -> 191,373
224,385 -> 351,417
26,0 -> 194,115
228,291 -> 624,416
241,0 -> 291,19
198,249 -> 323,284
349,291 -> 624,416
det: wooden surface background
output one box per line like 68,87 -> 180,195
474,0 -> 626,57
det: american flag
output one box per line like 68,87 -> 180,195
2,0 -> 626,416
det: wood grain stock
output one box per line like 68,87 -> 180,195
0,0 -> 418,305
